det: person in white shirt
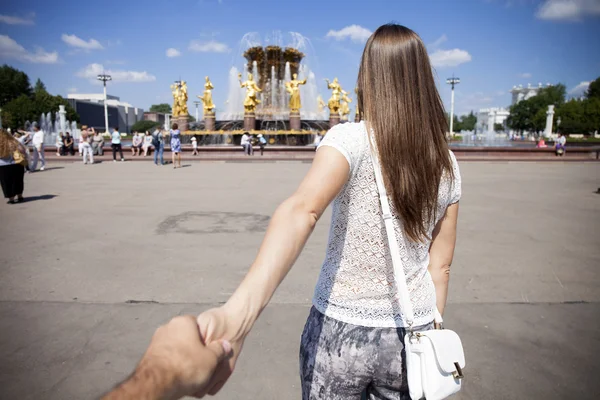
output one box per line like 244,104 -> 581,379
111,127 -> 124,162
81,127 -> 94,165
191,136 -> 198,156
56,133 -> 64,156
194,24 -> 462,399
31,125 -> 45,171
555,133 -> 567,156
240,132 -> 253,156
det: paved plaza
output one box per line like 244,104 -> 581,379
0,160 -> 599,400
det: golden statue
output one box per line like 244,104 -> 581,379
340,89 -> 352,120
317,95 -> 326,113
285,73 -> 307,112
197,76 -> 215,113
170,81 -> 189,117
325,78 -> 342,114
238,72 -> 262,113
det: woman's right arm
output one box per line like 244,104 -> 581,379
428,202 -> 459,316
195,146 -> 350,396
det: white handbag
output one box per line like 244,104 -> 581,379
369,143 -> 466,400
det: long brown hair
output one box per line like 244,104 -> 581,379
357,24 -> 453,242
0,129 -> 21,159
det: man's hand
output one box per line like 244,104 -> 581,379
103,315 -> 232,400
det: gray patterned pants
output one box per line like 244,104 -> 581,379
300,306 -> 433,400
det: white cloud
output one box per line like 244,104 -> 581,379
429,49 -> 472,68
569,81 -> 590,95
67,87 -> 78,93
61,34 -> 104,51
536,0 -> 600,21
166,48 -> 181,57
0,35 -> 59,64
429,34 -> 448,49
77,63 -> 156,83
0,13 -> 35,25
188,40 -> 230,53
518,72 -> 532,78
326,25 -> 372,43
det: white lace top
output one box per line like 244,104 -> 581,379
313,121 -> 461,328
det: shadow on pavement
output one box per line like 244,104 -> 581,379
21,194 -> 58,203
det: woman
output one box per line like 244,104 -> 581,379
142,131 -> 153,156
170,123 -> 181,168
0,129 -> 27,204
195,24 -> 462,399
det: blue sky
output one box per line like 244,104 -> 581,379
1,0 -> 599,116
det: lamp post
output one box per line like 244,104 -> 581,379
446,75 -> 460,136
193,101 -> 201,122
97,74 -> 112,134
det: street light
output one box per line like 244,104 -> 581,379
446,75 -> 460,136
97,74 -> 112,134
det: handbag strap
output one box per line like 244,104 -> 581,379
369,140 -> 443,327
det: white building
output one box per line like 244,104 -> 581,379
477,108 -> 510,132
67,94 -> 144,133
509,83 -> 552,105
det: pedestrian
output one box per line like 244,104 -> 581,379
257,134 -> 267,156
0,129 -> 28,204
56,132 -> 64,156
111,127 -> 124,162
131,132 -> 142,156
81,127 -> 94,164
30,124 -> 45,171
240,131 -> 253,155
142,131 -> 153,156
92,130 -> 104,156
195,24 -> 462,399
152,128 -> 165,165
555,133 -> 566,156
170,123 -> 182,168
78,128 -> 85,157
63,132 -> 75,156
191,136 -> 198,156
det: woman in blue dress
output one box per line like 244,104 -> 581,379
170,123 -> 182,168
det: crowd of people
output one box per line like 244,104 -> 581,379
240,132 -> 267,156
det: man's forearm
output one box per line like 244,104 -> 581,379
102,359 -> 179,400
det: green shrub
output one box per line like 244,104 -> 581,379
131,120 -> 161,132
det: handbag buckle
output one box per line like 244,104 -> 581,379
452,362 -> 464,380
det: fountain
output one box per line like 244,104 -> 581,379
217,31 -> 329,133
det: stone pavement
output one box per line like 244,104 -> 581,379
0,161 -> 598,399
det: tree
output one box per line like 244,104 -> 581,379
149,103 -> 172,113
0,67 -> 79,129
1,94 -> 37,129
586,77 -> 600,99
459,111 -> 477,131
556,99 -> 585,134
0,64 -> 32,106
131,120 -> 161,132
34,78 -> 47,95
507,84 -> 566,133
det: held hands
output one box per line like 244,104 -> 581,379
195,306 -> 247,397
137,315 -> 232,399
